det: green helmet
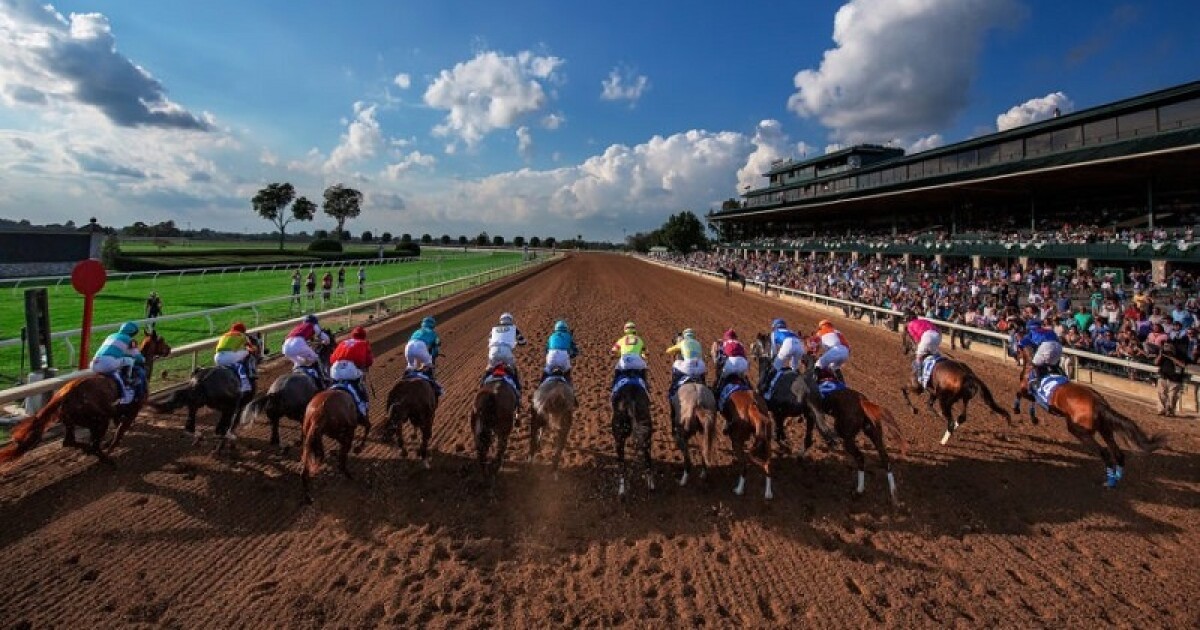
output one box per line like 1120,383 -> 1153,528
554,320 -> 569,333
119,322 -> 139,336
422,316 -> 436,328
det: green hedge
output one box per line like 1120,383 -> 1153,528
111,249 -> 417,271
307,239 -> 344,252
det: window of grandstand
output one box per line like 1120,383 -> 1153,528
999,139 -> 1023,162
1084,117 -> 1118,145
1052,125 -> 1082,151
1026,131 -> 1053,157
1117,109 -> 1157,139
1159,98 -> 1200,130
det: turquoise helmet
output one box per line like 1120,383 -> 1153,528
119,322 -> 139,336
422,316 -> 436,328
554,320 -> 569,333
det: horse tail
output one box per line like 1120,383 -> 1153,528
967,374 -> 1011,422
238,392 -> 274,427
1099,404 -> 1163,453
747,394 -> 773,463
0,386 -> 72,464
300,412 -> 325,479
860,397 -> 908,457
152,387 -> 193,413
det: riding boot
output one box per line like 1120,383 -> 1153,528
1028,367 -> 1042,397
758,366 -> 774,394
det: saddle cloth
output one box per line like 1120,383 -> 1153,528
331,381 -> 365,410
1035,375 -> 1069,410
920,355 -> 945,389
817,379 -> 847,398
612,376 -> 647,401
718,382 -> 750,410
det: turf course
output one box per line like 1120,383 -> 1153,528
0,251 -> 522,384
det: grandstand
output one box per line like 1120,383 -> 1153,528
710,81 -> 1200,282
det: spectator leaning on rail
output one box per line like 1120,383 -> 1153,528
330,326 -> 374,424
484,312 -> 527,395
145,291 -> 163,332
283,314 -> 331,384
544,319 -> 579,382
664,328 -> 706,423
90,321 -> 144,405
759,318 -> 805,394
904,310 -> 943,382
213,322 -> 258,392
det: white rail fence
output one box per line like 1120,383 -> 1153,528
639,256 -> 1200,409
0,256 -> 554,410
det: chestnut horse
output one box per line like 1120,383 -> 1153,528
0,332 -> 172,467
717,386 -> 775,500
471,369 -> 519,477
529,374 -> 576,471
384,375 -> 439,469
900,331 -> 1011,444
299,389 -> 370,504
811,374 -> 907,505
1013,347 -> 1162,487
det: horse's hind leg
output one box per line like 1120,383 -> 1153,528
551,413 -> 571,473
843,430 -> 868,499
528,409 -> 542,464
91,419 -> 116,466
938,398 -> 956,445
636,419 -> 654,491
864,419 -> 898,505
418,419 -> 432,470
613,422 -> 629,498
493,431 -> 511,477
673,416 -> 693,486
1098,425 -> 1126,485
1066,423 -> 1113,486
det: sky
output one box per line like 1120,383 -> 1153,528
0,0 -> 1197,242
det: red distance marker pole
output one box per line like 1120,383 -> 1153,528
71,259 -> 108,370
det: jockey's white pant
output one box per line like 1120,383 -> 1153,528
616,354 -> 647,371
330,360 -> 362,381
772,336 -> 806,371
815,345 -> 850,371
405,340 -> 432,370
673,357 -> 707,377
722,356 -> 749,377
91,355 -> 133,374
488,344 -> 515,369
214,349 -> 248,368
282,336 -> 319,367
545,349 -> 572,373
1032,341 -> 1063,367
916,331 -> 942,360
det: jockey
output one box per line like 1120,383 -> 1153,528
91,321 -> 144,404
282,314 -> 331,383
405,316 -> 441,376
665,328 -> 707,421
213,322 -> 258,390
544,320 -> 579,381
714,329 -> 750,435
759,318 -> 804,394
611,321 -> 648,390
904,311 -> 943,382
812,319 -> 850,381
485,312 -> 526,392
1018,319 -> 1063,395
330,326 -> 374,422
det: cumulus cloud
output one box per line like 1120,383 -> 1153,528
787,0 -> 1018,143
424,50 -> 563,150
369,191 -> 406,211
907,133 -> 944,153
541,112 -> 565,130
600,68 -> 650,105
393,72 -> 411,89
736,120 -> 791,192
382,150 -> 435,180
996,92 -> 1073,131
325,102 -> 382,172
516,126 -> 533,159
0,1 -> 211,130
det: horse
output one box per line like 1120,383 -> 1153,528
717,385 -> 775,499
152,332 -> 264,453
471,366 -> 519,477
529,372 -> 576,471
1013,346 -> 1162,487
0,332 -> 172,467
236,333 -> 334,451
899,330 -> 1011,444
384,373 -> 439,469
611,377 -> 654,498
809,374 -> 908,505
299,389 -> 370,504
671,382 -> 718,487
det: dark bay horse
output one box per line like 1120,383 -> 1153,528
811,375 -> 907,505
0,332 -> 172,467
299,389 -> 370,504
236,334 -> 334,451
718,386 -> 775,500
900,331 -> 1011,444
671,382 -> 717,487
1013,348 -> 1162,487
153,332 -> 264,453
529,374 -> 576,471
612,380 -> 653,498
384,374 -> 439,469
471,368 -> 519,477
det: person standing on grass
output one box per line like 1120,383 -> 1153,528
336,266 -> 346,296
144,291 -> 163,332
321,271 -> 333,301
305,270 -> 316,300
290,270 -> 302,310
357,266 -> 366,295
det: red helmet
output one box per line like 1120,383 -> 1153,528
351,326 -> 367,340
231,322 -> 247,333
723,329 -> 738,340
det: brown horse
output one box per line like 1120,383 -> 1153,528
717,385 -> 775,500
299,389 -> 370,504
612,379 -> 654,498
671,382 -> 718,487
1013,347 -> 1162,488
529,374 -> 576,471
811,374 -> 907,505
471,369 -> 519,477
0,332 -> 172,467
236,334 -> 335,451
900,331 -> 1011,444
384,375 -> 439,469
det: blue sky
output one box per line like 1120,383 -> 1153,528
0,0 -> 1197,241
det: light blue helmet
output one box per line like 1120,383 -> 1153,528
422,316 -> 436,329
304,314 -> 319,325
554,320 -> 569,333
771,318 -> 787,329
119,322 -> 139,336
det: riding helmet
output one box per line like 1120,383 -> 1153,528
351,326 -> 367,340
682,328 -> 696,339
817,319 -> 832,329
554,320 -> 570,333
771,318 -> 786,329
421,316 -> 436,328
499,312 -> 514,326
119,322 -> 139,336
724,328 -> 737,340
623,321 -> 637,333
231,322 -> 247,333
304,314 -> 319,325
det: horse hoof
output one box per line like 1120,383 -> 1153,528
422,458 -> 432,470
679,471 -> 689,487
939,431 -> 952,446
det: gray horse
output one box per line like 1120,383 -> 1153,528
529,375 -> 577,471
671,382 -> 718,487
235,333 -> 334,451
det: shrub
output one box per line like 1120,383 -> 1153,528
307,239 -> 344,253
394,242 -> 421,257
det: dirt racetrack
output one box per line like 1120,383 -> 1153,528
1,254 -> 1197,628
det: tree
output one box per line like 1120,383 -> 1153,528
458,235 -> 468,245
421,234 -> 432,244
440,234 -> 451,245
658,210 -> 709,253
100,234 -> 121,268
545,236 -> 556,248
475,232 -> 489,246
361,230 -> 374,242
400,233 -> 412,244
492,235 -> 504,246
513,235 -> 525,247
253,182 -> 314,250
322,184 -> 363,241
314,229 -> 329,240
380,231 -> 393,243
529,236 -> 541,247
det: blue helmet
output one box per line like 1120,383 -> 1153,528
1027,319 -> 1043,329
554,320 -> 569,333
422,316 -> 436,328
118,322 -> 139,336
771,318 -> 786,329
304,314 -> 319,325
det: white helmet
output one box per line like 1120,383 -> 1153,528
499,312 -> 514,326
